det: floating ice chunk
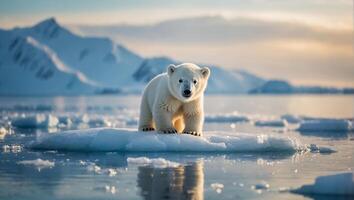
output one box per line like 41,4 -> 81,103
252,182 -> 270,190
3,144 -> 22,153
87,163 -> 102,173
107,168 -> 118,176
70,114 -> 90,124
58,116 -> 73,127
254,119 -> 288,127
281,114 -> 302,124
297,119 -> 353,132
205,113 -> 249,123
2,145 -> 10,152
127,157 -> 180,168
17,159 -> 55,169
93,185 -> 117,194
210,183 -> 224,193
105,185 -> 117,194
86,162 -> 119,176
308,144 -> 337,154
12,114 -> 59,128
29,128 -> 301,152
292,173 -> 354,196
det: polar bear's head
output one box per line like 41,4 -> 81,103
167,63 -> 210,102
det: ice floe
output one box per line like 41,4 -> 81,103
254,119 -> 288,127
2,144 -> 22,153
127,157 -> 180,168
10,113 -> 120,129
210,183 -> 224,194
17,158 -> 55,169
281,114 -> 303,124
251,181 -> 270,192
297,119 -> 353,132
29,128 -> 301,152
85,162 -> 119,176
307,144 -> 337,154
292,172 -> 354,196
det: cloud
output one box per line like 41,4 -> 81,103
72,16 -> 353,87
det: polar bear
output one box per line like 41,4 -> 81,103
138,63 -> 210,136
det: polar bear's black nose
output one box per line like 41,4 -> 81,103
183,89 -> 191,97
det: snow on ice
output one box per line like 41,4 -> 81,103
297,119 -> 353,132
17,158 -> 55,169
254,119 -> 288,127
29,128 -> 301,152
127,157 -> 180,168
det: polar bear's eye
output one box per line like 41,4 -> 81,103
193,80 -> 197,84
179,79 -> 183,83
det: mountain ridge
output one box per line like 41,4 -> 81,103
1,18 -> 351,96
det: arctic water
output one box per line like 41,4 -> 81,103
0,95 -> 353,200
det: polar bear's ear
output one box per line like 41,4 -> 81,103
200,67 -> 210,78
167,64 -> 176,76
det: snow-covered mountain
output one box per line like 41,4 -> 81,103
14,18 -> 144,87
249,80 -> 354,94
0,18 -> 266,95
0,29 -> 97,95
133,57 -> 265,93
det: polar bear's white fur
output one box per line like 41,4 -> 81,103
138,63 -> 210,136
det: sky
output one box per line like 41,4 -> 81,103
0,0 -> 353,87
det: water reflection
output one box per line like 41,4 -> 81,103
137,162 -> 204,200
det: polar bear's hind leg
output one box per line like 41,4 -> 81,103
138,97 -> 155,131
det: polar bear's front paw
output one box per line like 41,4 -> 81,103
141,127 -> 155,132
160,128 -> 177,134
183,131 -> 201,137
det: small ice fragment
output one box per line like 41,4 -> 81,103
211,183 -> 224,194
105,185 -> 117,194
297,119 -> 352,132
107,168 -> 117,176
254,119 -> 287,127
308,144 -> 337,154
2,145 -> 10,152
2,144 -> 22,153
89,117 -> 112,127
281,114 -> 302,124
79,160 -> 87,165
94,185 -> 117,194
17,159 -> 55,169
87,163 -> 101,173
127,157 -> 180,168
252,182 -> 270,190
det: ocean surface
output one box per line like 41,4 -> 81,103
0,95 -> 353,200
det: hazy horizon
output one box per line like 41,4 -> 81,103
0,0 -> 353,87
